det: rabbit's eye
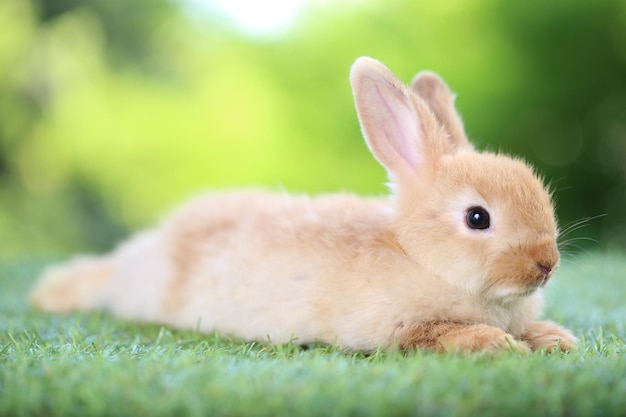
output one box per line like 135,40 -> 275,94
466,207 -> 490,230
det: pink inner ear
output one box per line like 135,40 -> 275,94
374,85 -> 421,169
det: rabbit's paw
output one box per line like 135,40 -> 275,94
399,322 -> 531,354
521,321 -> 578,352
439,323 -> 531,354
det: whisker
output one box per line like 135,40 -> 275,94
558,214 -> 607,239
558,240 -> 595,258
559,218 -> 592,237
559,237 -> 599,247
559,257 -> 583,269
561,246 -> 592,258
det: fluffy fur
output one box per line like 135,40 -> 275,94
30,57 -> 577,353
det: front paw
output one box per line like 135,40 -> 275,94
440,323 -> 531,355
398,322 -> 531,354
521,321 -> 578,352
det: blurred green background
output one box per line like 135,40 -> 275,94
1,0 -> 625,257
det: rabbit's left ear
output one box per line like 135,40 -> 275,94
411,71 -> 471,150
350,57 -> 422,180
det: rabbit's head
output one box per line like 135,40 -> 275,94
351,58 -> 558,303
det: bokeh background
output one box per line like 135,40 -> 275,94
1,0 -> 625,257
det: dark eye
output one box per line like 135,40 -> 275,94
466,206 -> 490,230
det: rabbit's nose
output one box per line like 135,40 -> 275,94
535,261 -> 556,287
529,234 -> 559,270
537,262 -> 553,275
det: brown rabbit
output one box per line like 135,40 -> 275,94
30,57 -> 577,354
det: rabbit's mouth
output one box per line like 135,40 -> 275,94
483,257 -> 558,302
484,238 -> 559,298
517,268 -> 553,295
533,260 -> 558,289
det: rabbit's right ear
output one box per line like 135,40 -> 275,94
350,58 -> 449,183
411,71 -> 471,150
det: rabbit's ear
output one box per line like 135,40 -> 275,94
351,58 -> 432,180
411,71 -> 470,150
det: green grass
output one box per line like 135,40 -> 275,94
1,254 -> 625,417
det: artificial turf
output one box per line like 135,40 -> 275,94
1,254 -> 624,417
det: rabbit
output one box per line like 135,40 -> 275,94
29,57 -> 578,354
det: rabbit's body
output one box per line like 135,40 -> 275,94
32,190 -> 541,351
30,58 -> 577,353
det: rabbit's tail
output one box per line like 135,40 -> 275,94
29,255 -> 115,313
